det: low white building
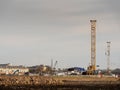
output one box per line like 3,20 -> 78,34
0,63 -> 29,75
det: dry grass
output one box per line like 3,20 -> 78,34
53,75 -> 119,82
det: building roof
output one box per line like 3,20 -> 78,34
0,63 -> 10,67
67,67 -> 86,72
0,63 -> 27,69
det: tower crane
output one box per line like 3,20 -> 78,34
87,20 -> 97,75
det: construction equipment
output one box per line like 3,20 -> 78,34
53,61 -> 58,70
13,70 -> 19,75
87,20 -> 97,75
51,59 -> 58,75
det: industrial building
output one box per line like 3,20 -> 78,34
0,63 -> 29,75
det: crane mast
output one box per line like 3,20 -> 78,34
87,20 -> 97,75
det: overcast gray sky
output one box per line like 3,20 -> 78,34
0,0 -> 120,69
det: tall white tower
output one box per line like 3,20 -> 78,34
106,41 -> 111,73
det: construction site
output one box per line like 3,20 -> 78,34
0,20 -> 117,77
0,20 -> 120,90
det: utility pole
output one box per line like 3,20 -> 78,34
106,41 -> 111,74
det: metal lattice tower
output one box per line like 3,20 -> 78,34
106,42 -> 111,73
90,20 -> 97,71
